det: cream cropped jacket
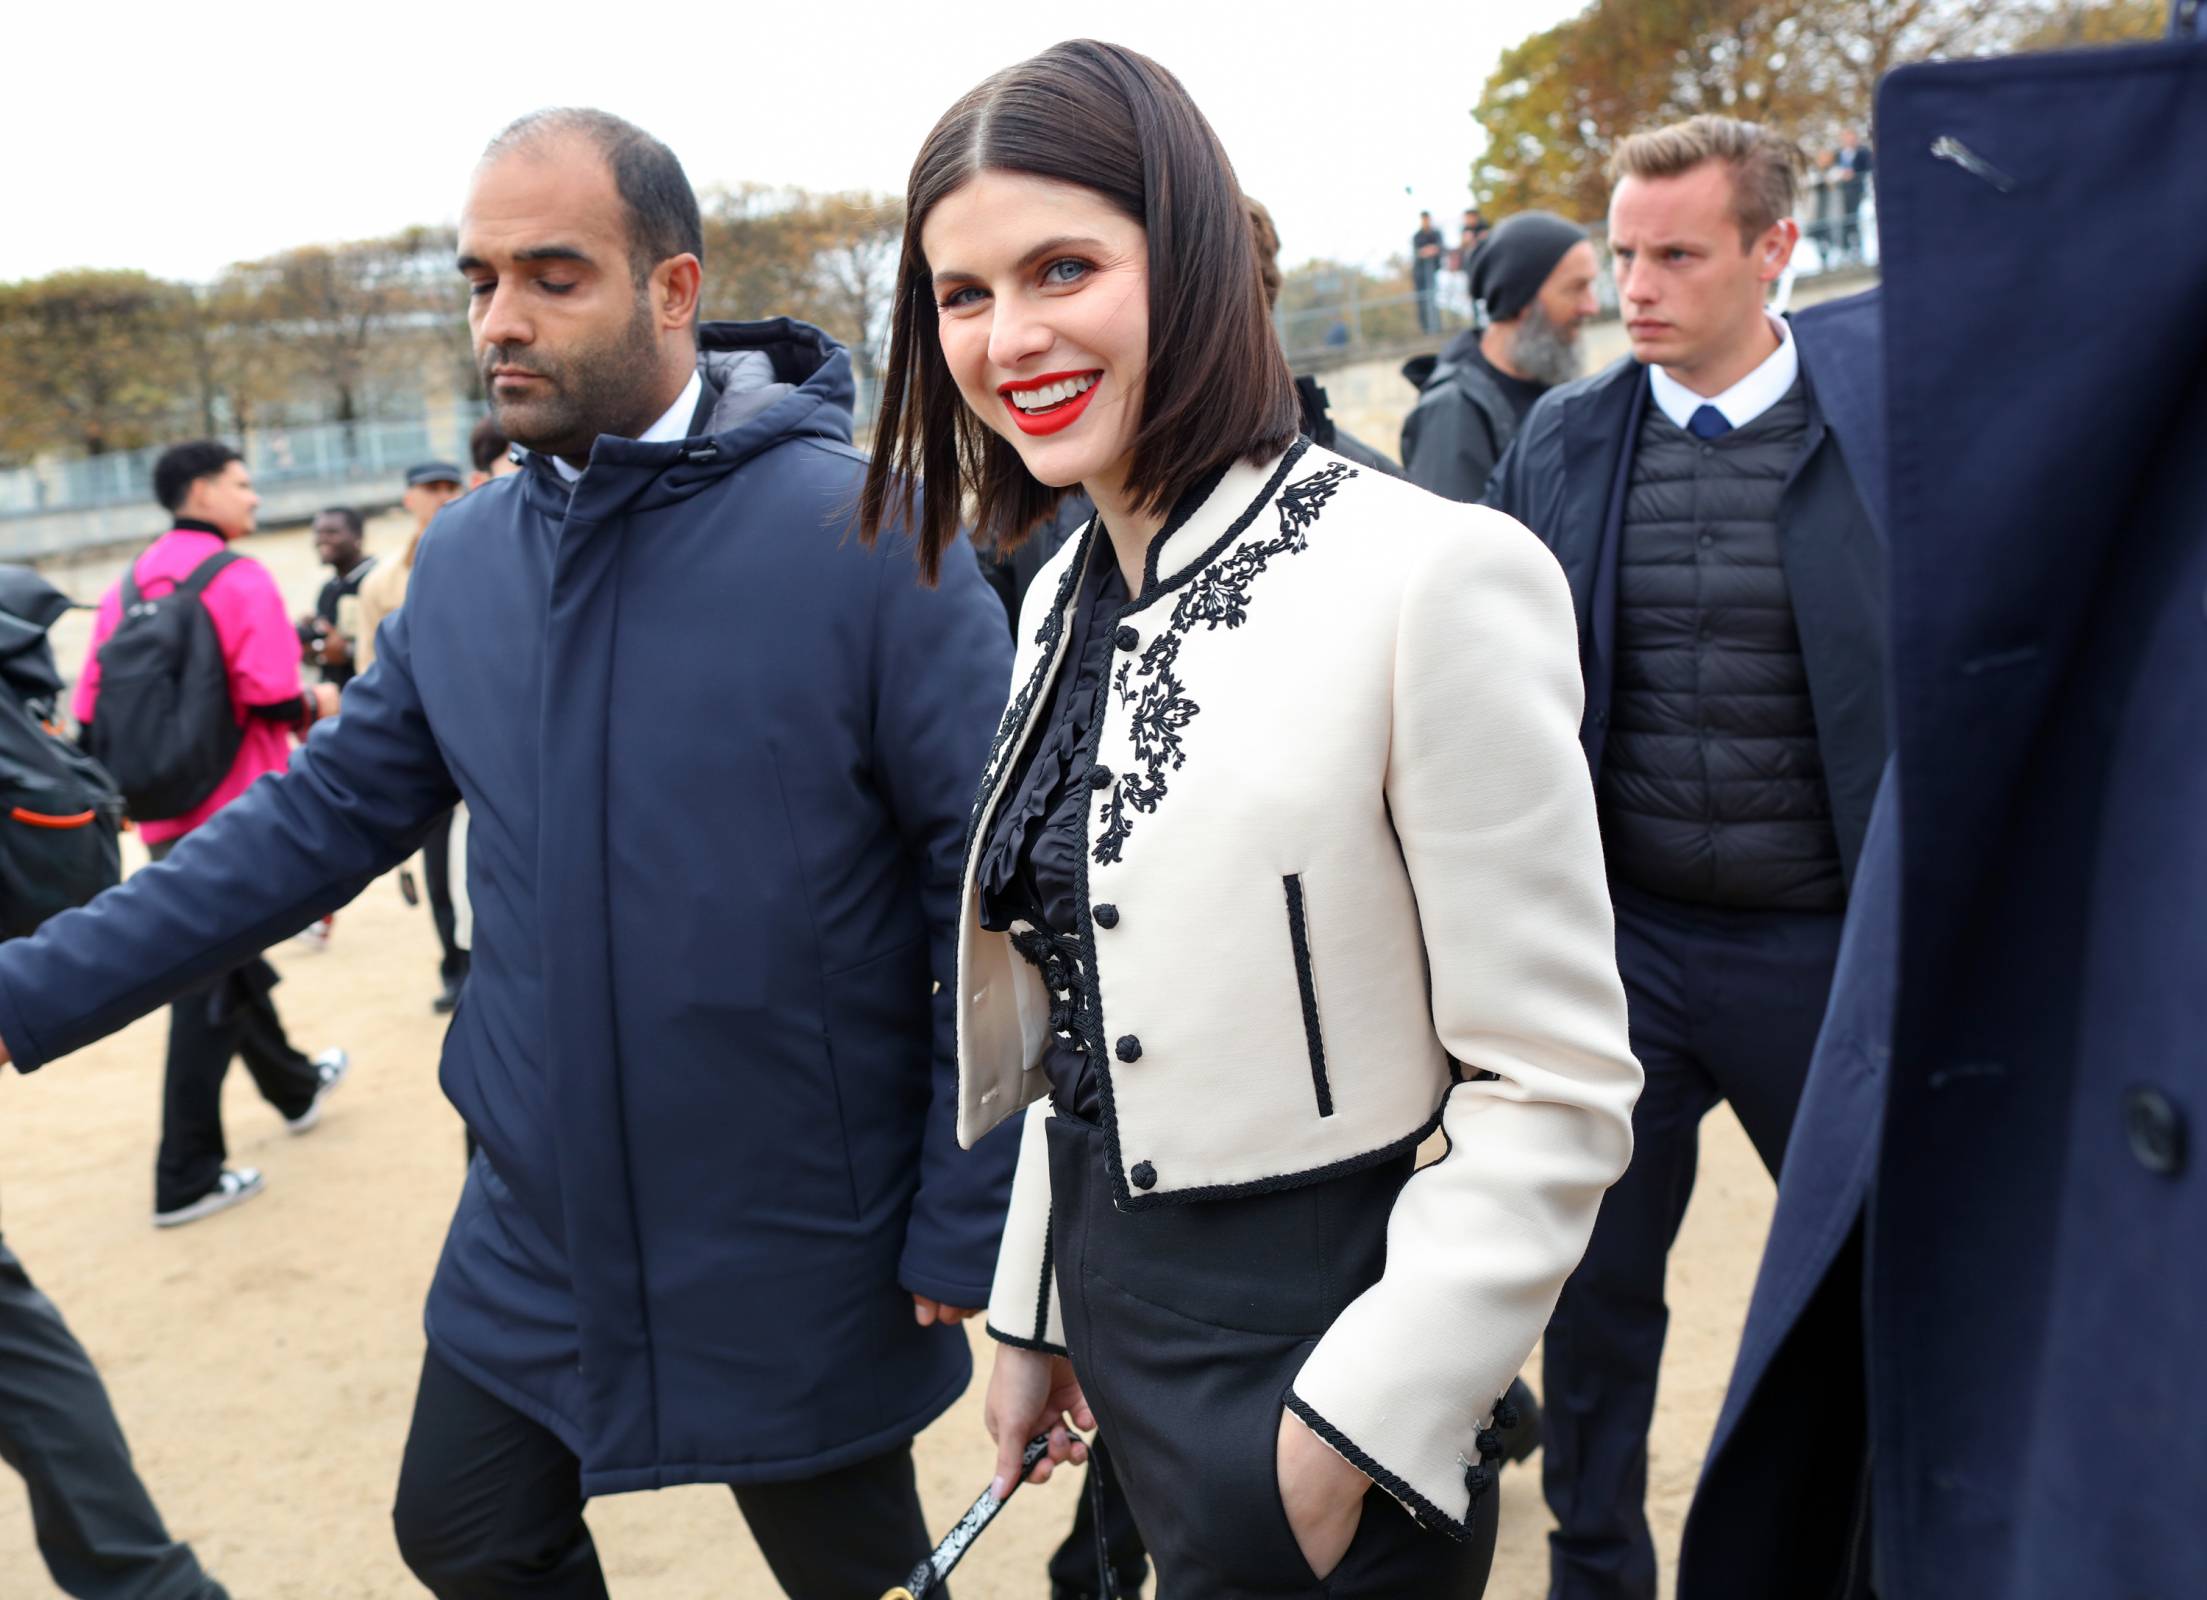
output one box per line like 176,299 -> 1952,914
956,440 -> 1642,1538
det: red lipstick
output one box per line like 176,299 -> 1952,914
999,370 -> 1102,437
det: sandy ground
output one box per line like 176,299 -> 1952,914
3,513 -> 1778,1598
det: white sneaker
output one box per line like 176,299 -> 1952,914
285,1049 -> 351,1135
154,1167 -> 265,1228
292,918 -> 333,953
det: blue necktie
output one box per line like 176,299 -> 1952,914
1688,404 -> 1732,440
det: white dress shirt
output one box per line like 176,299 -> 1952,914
1648,314 -> 1798,431
546,369 -> 706,484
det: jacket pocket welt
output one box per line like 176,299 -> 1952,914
1281,874 -> 1334,1118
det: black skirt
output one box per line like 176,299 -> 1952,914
1046,1113 -> 1498,1598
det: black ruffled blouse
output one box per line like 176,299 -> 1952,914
977,543 -> 1129,1120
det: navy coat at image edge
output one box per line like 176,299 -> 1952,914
0,318 -> 1021,1493
1679,37 -> 2207,1599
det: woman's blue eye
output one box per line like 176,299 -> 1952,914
939,286 -> 984,310
1044,258 -> 1090,286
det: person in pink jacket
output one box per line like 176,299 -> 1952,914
74,441 -> 350,1227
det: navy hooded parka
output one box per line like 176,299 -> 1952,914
0,319 -> 1019,1493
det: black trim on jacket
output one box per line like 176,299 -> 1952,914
983,1209 -> 1066,1355
1283,1393 -> 1469,1541
984,1323 -> 1068,1356
1130,443 -> 1307,608
1034,1213 -> 1056,1345
1283,874 -> 1335,1117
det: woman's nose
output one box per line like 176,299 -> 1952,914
986,297 -> 1052,371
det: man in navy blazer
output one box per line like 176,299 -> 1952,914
1485,118 -> 1888,1600
1681,28 -> 2207,1598
0,110 -> 1017,1598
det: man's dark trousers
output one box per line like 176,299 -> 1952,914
147,840 -> 320,1213
1543,882 -> 1842,1600
392,1349 -> 944,1600
0,1240 -> 228,1599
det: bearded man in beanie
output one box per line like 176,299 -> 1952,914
1400,211 -> 1600,503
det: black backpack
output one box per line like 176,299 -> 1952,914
87,550 -> 246,822
0,567 -> 124,939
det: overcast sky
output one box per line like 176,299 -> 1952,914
3,0 -> 1579,287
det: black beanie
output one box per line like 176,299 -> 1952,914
1468,211 -> 1589,325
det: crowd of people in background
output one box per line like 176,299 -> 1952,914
1804,128 -> 1874,264
1410,207 -> 1495,335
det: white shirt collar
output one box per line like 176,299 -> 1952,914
1647,314 -> 1798,432
546,369 -> 706,484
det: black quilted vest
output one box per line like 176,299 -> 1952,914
1596,379 -> 1846,912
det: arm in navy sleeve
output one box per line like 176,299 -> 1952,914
0,598 -> 458,1072
868,514 -> 1020,1309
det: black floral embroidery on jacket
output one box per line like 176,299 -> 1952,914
1092,461 -> 1356,865
1277,458 -> 1353,539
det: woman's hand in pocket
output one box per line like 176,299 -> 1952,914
1277,1407 -> 1371,1581
984,1343 -> 1093,1496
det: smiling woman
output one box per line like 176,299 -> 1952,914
858,36 -> 1643,1600
859,39 -> 1295,587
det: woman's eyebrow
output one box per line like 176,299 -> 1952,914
930,235 -> 1111,289
1015,234 -> 1108,269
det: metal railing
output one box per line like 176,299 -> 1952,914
1275,289 -> 1476,368
0,413 -> 462,521
0,412 -> 476,562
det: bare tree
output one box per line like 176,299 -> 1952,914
229,227 -> 461,425
801,192 -> 907,391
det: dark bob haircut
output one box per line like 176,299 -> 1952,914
859,39 -> 1298,584
152,440 -> 243,514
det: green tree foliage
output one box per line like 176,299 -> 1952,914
1471,0 -> 2161,222
0,270 -> 198,459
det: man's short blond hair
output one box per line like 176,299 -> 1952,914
1608,115 -> 1802,247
